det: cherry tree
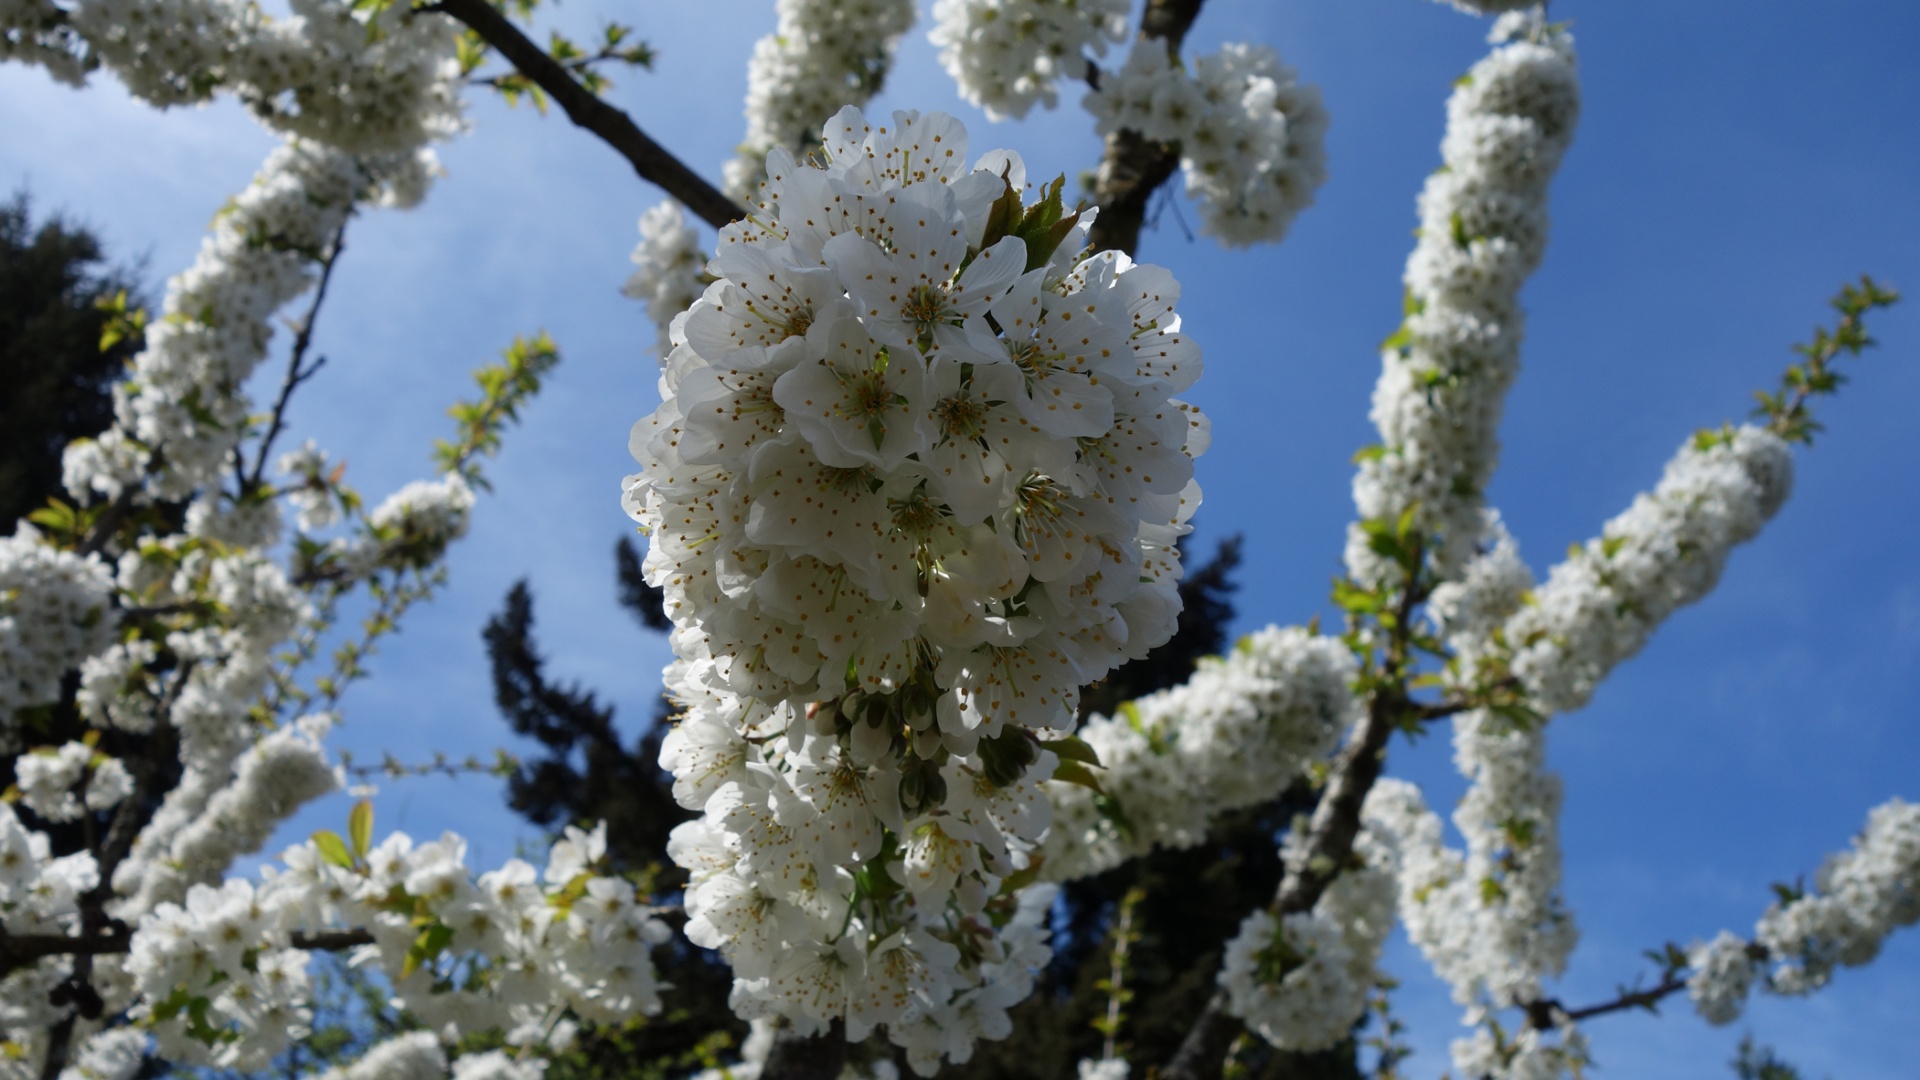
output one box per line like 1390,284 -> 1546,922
0,2 -> 1913,1080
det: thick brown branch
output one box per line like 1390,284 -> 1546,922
418,0 -> 744,230
1088,0 -> 1207,255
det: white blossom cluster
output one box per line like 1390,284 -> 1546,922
1042,626 -> 1357,881
1084,41 -> 1328,246
0,529 -> 117,739
629,107 -> 1207,1052
276,440 -> 345,533
725,0 -> 917,199
116,720 -> 338,917
1448,1019 -> 1590,1080
930,0 -> 1128,121
1219,785 -> 1402,1051
1361,781 -> 1592,1078
0,803 -> 101,1034
14,741 -> 134,823
624,201 -> 710,361
1683,798 -> 1920,1025
1076,1059 -> 1130,1080
62,137 -> 436,506
56,1028 -> 148,1080
1369,746 -> 1571,1013
1504,425 -> 1794,714
1347,11 -> 1578,585
334,472 -> 476,579
125,821 -> 665,1069
4,0 -> 461,154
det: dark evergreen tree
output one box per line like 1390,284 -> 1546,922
0,192 -> 148,529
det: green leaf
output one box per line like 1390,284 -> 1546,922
311,829 -> 353,869
348,800 -> 374,859
1048,735 -> 1104,768
1052,759 -> 1106,795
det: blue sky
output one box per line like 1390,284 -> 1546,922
4,0 -> 1917,1075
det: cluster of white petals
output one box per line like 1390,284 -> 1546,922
1075,1058 -> 1130,1080
3,0 -> 461,154
1504,425 -> 1793,715
1085,41 -> 1327,246
0,530 -> 117,740
56,1028 -> 148,1080
332,472 -> 476,579
629,105 -> 1203,1061
1042,627 -> 1356,881
1447,1018 -> 1590,1080
930,0 -> 1128,121
62,137 -> 437,505
1753,798 -> 1920,996
725,0 -> 917,198
1370,753 -> 1571,1014
277,439 -> 344,533
1685,930 -> 1757,1026
0,803 -> 101,1033
117,719 -> 338,916
1220,789 -> 1401,1051
1347,11 -> 1578,585
15,741 -> 133,822
624,201 -> 710,361
124,822 -> 665,1068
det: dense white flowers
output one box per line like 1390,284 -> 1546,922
1504,425 -> 1793,714
625,201 -> 710,361
1043,626 -> 1356,881
1220,786 -> 1401,1051
126,821 -> 666,1068
5,0 -> 461,154
1076,1058 -> 1130,1080
1685,931 -> 1757,1026
726,0 -> 917,198
59,1028 -> 148,1080
931,0 -> 1128,121
0,802 -> 100,1033
340,472 -> 475,576
1348,12 -> 1578,585
0,530 -> 117,739
1085,41 -> 1328,246
629,106 -> 1206,1052
15,741 -> 133,822
1757,798 -> 1920,994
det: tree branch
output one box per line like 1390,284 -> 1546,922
245,220 -> 346,495
1088,0 -> 1207,256
418,0 -> 744,230
0,926 -> 375,980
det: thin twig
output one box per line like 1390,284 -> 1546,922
245,220 -> 348,495
417,0 -> 745,230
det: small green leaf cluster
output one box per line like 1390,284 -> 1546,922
1751,275 -> 1899,445
436,330 -> 561,488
